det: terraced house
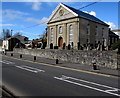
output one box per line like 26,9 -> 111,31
47,3 -> 109,49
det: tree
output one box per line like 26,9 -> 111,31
2,29 -> 12,40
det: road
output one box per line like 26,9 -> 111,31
0,54 -> 120,97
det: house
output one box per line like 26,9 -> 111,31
0,39 -> 3,52
47,3 -> 109,50
109,29 -> 119,47
2,35 -> 29,51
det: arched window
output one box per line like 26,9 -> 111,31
51,28 -> 54,43
87,24 -> 90,35
102,28 -> 104,37
95,26 -> 98,36
95,26 -> 98,43
59,26 -> 62,34
69,25 -> 73,43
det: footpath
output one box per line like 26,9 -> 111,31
2,51 -> 120,77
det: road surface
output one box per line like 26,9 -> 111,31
1,54 -> 120,97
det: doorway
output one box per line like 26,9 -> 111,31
58,37 -> 63,48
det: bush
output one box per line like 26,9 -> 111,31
111,40 -> 120,50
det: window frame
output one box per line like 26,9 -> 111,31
51,28 -> 54,43
69,25 -> 73,43
59,26 -> 63,34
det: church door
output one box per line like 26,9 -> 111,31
58,37 -> 63,48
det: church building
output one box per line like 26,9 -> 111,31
47,3 -> 109,49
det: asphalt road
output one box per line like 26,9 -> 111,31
1,54 -> 120,97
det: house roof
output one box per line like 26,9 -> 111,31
109,30 -> 119,37
112,29 -> 120,32
48,3 -> 109,26
6,35 -> 28,44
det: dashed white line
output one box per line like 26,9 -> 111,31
15,65 -> 45,73
16,66 -> 38,73
22,65 -> 45,72
0,60 -> 15,65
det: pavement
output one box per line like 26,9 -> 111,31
2,51 -> 119,78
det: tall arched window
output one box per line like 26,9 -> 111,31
86,24 -> 90,35
95,26 -> 98,43
59,26 -> 62,34
69,25 -> 73,43
102,28 -> 104,37
51,28 -> 54,43
95,26 -> 98,36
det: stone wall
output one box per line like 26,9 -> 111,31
14,48 -> 119,70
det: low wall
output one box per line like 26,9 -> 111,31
14,48 -> 119,70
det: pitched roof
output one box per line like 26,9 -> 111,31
62,3 -> 108,26
109,30 -> 119,37
48,3 -> 109,26
6,35 -> 28,44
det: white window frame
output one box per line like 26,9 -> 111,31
59,26 -> 62,34
69,25 -> 73,44
51,28 -> 54,43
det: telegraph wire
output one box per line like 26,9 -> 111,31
78,0 -> 102,10
19,1 -> 101,31
21,21 -> 47,30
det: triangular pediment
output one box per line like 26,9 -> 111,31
47,3 -> 78,23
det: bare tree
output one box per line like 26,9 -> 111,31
2,29 -> 12,40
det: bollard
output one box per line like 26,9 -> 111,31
93,63 -> 97,70
56,59 -> 59,64
20,54 -> 22,58
11,53 -> 13,56
5,52 -> 6,55
34,56 -> 36,61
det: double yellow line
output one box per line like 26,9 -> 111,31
3,54 -> 119,78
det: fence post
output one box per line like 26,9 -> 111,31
56,59 -> 59,64
34,56 -> 36,61
20,54 -> 22,58
11,53 -> 13,56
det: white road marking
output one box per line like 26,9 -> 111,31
0,60 -> 15,65
3,60 -> 15,64
16,66 -> 38,73
15,65 -> 45,73
22,65 -> 45,72
54,75 -> 120,96
105,89 -> 119,92
61,75 -> 120,90
0,61 -> 9,64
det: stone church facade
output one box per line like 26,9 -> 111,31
47,3 -> 109,49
